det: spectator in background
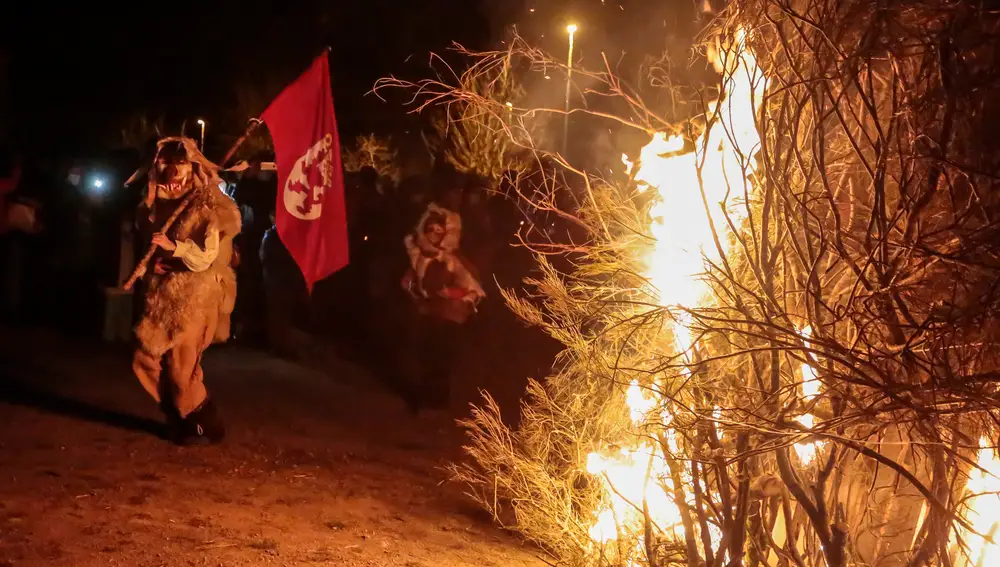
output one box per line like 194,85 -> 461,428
259,216 -> 310,358
0,151 -> 43,321
230,160 -> 275,345
0,151 -> 22,231
0,152 -> 40,236
0,151 -> 23,320
342,166 -> 381,344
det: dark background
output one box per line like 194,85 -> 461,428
1,0 -> 706,158
4,0 -> 496,156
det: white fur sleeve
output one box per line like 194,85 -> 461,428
173,227 -> 220,272
441,207 -> 462,252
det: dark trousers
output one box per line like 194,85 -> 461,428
398,313 -> 461,413
262,279 -> 310,358
0,236 -> 21,321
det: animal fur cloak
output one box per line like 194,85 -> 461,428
134,137 -> 241,356
402,203 -> 484,304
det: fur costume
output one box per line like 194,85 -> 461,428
403,203 -> 484,303
132,137 -> 239,443
423,203 -> 462,253
135,137 -> 241,355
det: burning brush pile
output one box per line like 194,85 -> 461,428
390,0 -> 1000,565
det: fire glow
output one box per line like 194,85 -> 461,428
584,28 -> 768,558
951,439 -> 1000,567
581,27 -> 1000,567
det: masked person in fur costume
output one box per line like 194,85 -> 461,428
400,203 -> 485,414
132,137 -> 240,445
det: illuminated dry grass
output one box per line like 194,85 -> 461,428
341,133 -> 401,190
375,42 -> 546,190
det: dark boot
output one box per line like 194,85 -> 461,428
176,399 -> 225,446
159,399 -> 183,443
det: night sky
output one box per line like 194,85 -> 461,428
2,1 -> 705,158
5,1 -> 492,154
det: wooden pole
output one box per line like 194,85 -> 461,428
121,118 -> 264,291
121,190 -> 197,291
219,118 -> 263,169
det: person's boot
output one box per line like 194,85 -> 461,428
159,399 -> 184,444
176,399 -> 225,446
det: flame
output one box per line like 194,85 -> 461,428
587,384 -> 682,545
626,379 -> 657,424
586,444 -> 683,544
952,439 -> 1000,567
589,27 -> 996,566
792,413 -> 822,465
589,508 -> 619,543
799,326 -> 820,399
794,326 -> 824,465
624,29 -> 767,314
585,28 -> 769,558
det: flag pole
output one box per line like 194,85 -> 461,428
219,47 -> 329,167
219,118 -> 263,168
120,189 -> 199,291
120,112 -> 274,292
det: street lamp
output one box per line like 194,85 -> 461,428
563,24 -> 578,157
196,119 -> 206,151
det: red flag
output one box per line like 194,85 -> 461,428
261,51 -> 348,292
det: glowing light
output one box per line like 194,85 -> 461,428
567,24 -> 578,34
582,24 -> 995,566
505,101 -> 513,109
197,119 -> 207,151
88,175 -> 108,194
792,414 -> 822,464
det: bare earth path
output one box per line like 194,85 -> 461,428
0,328 -> 543,567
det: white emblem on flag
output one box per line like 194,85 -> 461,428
282,133 -> 336,221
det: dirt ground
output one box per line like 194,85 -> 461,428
0,326 -> 548,567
